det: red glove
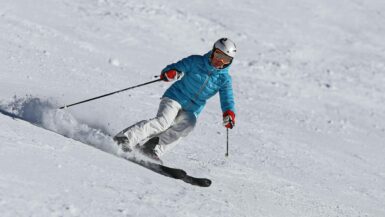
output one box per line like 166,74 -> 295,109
223,110 -> 235,129
160,69 -> 184,82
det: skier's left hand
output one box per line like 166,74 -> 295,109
223,110 -> 235,129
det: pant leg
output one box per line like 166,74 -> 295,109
154,110 -> 197,156
114,97 -> 181,148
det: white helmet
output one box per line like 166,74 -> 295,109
213,38 -> 237,58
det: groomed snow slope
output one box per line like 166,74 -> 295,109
1,0 -> 385,216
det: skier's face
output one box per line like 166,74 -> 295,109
211,49 -> 233,69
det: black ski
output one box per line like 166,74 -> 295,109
125,157 -> 212,187
126,157 -> 187,179
182,175 -> 212,187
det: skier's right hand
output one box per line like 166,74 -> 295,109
160,69 -> 184,82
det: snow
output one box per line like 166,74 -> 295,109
1,0 -> 385,216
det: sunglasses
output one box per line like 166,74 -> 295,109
212,49 -> 233,64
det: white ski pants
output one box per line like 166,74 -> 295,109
116,97 -> 196,156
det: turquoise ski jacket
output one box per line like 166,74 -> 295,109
161,51 -> 236,117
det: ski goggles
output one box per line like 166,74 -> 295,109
212,48 -> 233,64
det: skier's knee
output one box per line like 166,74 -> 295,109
157,116 -> 173,130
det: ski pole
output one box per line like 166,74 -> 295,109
59,78 -> 162,109
225,128 -> 229,157
225,119 -> 233,157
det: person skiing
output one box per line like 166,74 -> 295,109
113,38 -> 237,160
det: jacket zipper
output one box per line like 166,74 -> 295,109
185,71 -> 212,110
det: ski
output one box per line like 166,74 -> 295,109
124,157 -> 212,187
126,157 -> 187,179
182,175 -> 212,187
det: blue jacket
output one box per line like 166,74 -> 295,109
162,51 -> 236,117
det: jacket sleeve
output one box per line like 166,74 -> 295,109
219,75 -> 236,114
161,55 -> 195,74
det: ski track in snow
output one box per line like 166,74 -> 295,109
0,96 -> 117,155
1,0 -> 385,216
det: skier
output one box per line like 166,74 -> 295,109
113,38 -> 237,160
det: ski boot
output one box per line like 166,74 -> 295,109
113,135 -> 132,152
139,137 -> 162,163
